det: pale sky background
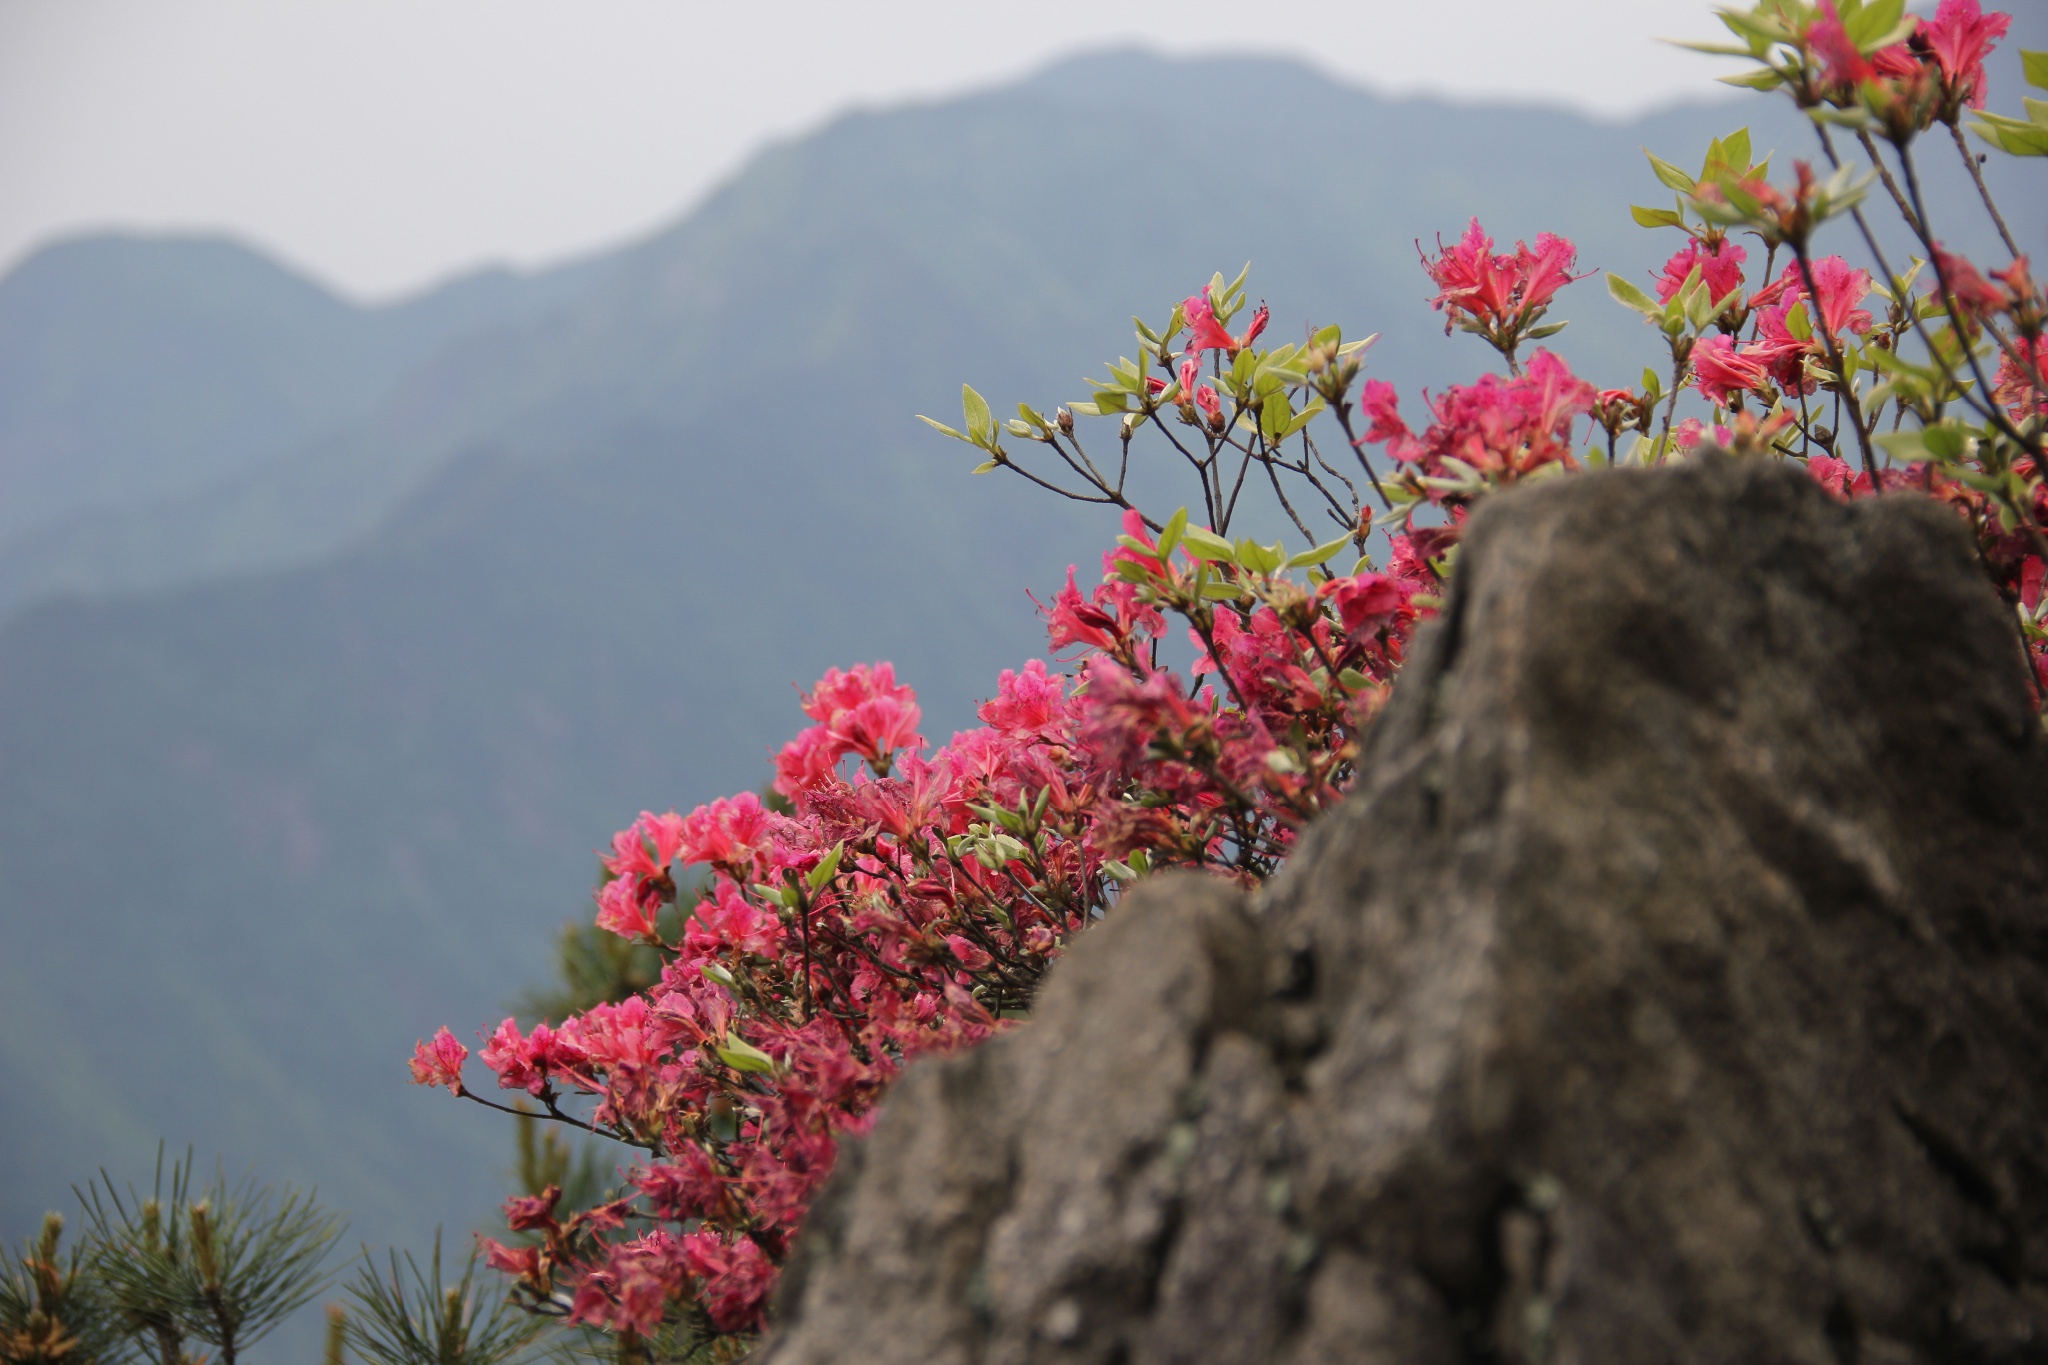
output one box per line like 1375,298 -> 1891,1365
0,1 -> 1741,303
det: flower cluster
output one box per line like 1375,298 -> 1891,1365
1358,347 -> 1597,499
1420,219 -> 1587,363
1805,0 -> 2010,128
414,502 -> 1425,1341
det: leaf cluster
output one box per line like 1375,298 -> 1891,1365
74,1147 -> 345,1365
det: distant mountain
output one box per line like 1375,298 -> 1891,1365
2,39 -> 2042,1360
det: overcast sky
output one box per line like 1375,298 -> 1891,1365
0,0 -> 1740,302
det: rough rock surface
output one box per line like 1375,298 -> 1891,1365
761,453 -> 2048,1363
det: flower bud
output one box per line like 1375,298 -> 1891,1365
1056,407 -> 1074,435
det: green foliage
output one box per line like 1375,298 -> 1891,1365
75,1148 -> 344,1365
0,1215 -> 129,1365
337,1234 -> 543,1365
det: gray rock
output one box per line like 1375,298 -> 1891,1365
761,453 -> 2048,1363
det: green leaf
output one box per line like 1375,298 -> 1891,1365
918,414 -> 969,441
1199,579 -> 1247,600
1720,67 -> 1788,91
963,384 -> 994,446
716,1036 -> 779,1074
1717,128 -> 1752,173
1631,204 -> 1687,229
1281,398 -> 1327,439
1607,272 -> 1663,317
1157,506 -> 1189,560
1222,261 -> 1252,310
1971,112 -> 2048,156
1845,0 -> 1909,50
1642,366 -> 1662,398
971,459 -> 999,474
807,841 -> 846,893
1286,534 -> 1353,569
1645,150 -> 1698,193
1236,539 -> 1286,575
2023,49 -> 2048,92
1716,7 -> 1790,46
1525,321 -> 1569,340
1259,392 -> 1292,443
1874,430 -> 1931,463
1180,526 -> 1239,564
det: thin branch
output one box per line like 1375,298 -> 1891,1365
1947,118 -> 2021,260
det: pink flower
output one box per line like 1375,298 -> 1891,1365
1655,238 -> 1748,305
1799,256 -> 1874,339
1671,419 -> 1735,453
1182,294 -> 1267,356
1929,242 -> 2008,317
979,659 -> 1068,738
601,811 -> 687,881
407,1026 -> 468,1093
1806,454 -> 1863,498
835,694 -> 923,768
1745,258 -> 1874,395
1183,291 -> 1237,352
1179,354 -> 1225,419
1810,1 -> 1878,87
679,1233 -> 776,1332
1357,350 -> 1594,487
503,1186 -> 561,1232
1324,573 -> 1408,643
1995,337 -> 2048,418
774,723 -> 847,800
1922,0 -> 2010,109
633,1146 -> 725,1221
595,874 -> 662,941
481,1239 -> 542,1281
1238,303 -> 1270,350
795,663 -> 923,772
479,1017 -> 588,1095
678,792 -> 777,873
1691,335 -> 1772,406
685,879 -> 784,959
944,934 -> 993,972
1041,568 -> 1120,655
801,662 -> 911,726
1421,220 -> 1585,333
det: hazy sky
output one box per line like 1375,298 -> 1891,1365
0,0 -> 1739,302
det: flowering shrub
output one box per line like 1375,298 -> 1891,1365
412,0 -> 2047,1354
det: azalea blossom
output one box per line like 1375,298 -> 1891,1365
407,1027 -> 468,1094
1182,292 -> 1268,355
1921,0 -> 2010,110
1692,335 -> 1773,406
1996,338 -> 2048,419
1421,220 -> 1585,341
1655,238 -> 1747,305
1359,349 -> 1596,486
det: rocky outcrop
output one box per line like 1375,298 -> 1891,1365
762,453 -> 2048,1363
